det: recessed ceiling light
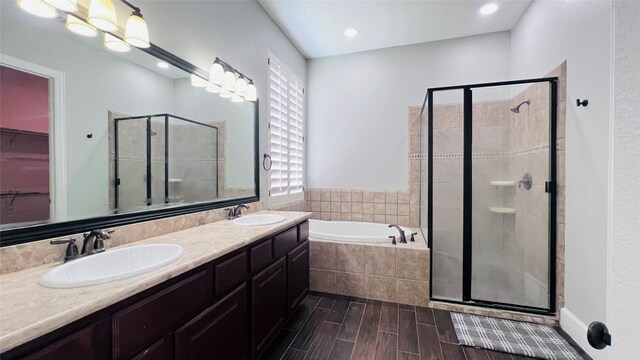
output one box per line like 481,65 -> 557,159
344,28 -> 358,37
157,61 -> 169,69
480,3 -> 499,15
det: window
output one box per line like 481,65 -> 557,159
268,53 -> 304,205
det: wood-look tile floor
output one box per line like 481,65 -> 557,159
261,292 -> 591,360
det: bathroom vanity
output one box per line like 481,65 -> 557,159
0,214 -> 310,360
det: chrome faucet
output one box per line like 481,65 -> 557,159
388,224 -> 407,244
226,204 -> 249,220
81,229 -> 114,255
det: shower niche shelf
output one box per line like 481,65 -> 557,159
490,180 -> 516,187
490,207 -> 516,214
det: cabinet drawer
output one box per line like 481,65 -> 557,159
215,252 -> 247,297
23,325 -> 96,360
130,336 -> 172,360
112,269 -> 213,360
298,221 -> 309,242
273,227 -> 298,259
175,284 -> 247,360
250,239 -> 273,273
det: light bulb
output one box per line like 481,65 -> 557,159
65,14 -> 98,37
222,71 -> 236,92
235,77 -> 248,97
245,83 -> 257,102
190,74 -> 208,88
104,33 -> 130,53
44,0 -> 76,12
480,3 -> 498,15
206,83 -> 221,93
88,0 -> 117,32
124,12 -> 150,48
209,62 -> 224,86
219,89 -> 232,99
17,0 -> 57,18
231,94 -> 245,103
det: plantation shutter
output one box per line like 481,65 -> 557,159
268,54 -> 304,204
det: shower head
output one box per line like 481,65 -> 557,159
510,99 -> 531,113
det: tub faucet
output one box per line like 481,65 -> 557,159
388,224 -> 407,244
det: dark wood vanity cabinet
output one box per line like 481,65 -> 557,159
4,220 -> 309,360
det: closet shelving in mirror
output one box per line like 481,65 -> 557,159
17,0 -> 150,52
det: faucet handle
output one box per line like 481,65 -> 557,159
388,235 -> 397,245
410,232 -> 418,242
50,238 -> 79,262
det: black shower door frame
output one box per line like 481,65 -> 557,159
114,114 -> 219,211
425,77 -> 558,315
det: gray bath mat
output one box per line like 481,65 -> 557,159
450,312 -> 582,360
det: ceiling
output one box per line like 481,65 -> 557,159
258,0 -> 532,59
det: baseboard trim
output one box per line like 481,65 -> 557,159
560,307 -> 607,360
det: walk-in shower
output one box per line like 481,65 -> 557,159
114,114 -> 219,213
419,77 -> 558,315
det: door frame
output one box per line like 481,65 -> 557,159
424,77 -> 558,316
0,54 -> 67,221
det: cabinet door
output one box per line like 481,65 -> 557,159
251,257 -> 287,359
287,241 -> 309,312
175,284 -> 247,360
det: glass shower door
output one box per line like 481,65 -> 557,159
470,82 -> 553,310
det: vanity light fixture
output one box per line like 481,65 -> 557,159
196,57 -> 257,102
206,83 -> 221,94
235,76 -> 248,98
209,62 -> 225,86
231,94 -> 245,103
65,14 -> 98,37
190,74 -> 208,88
104,33 -> 130,53
124,10 -> 150,48
222,71 -> 236,92
88,0 -> 118,32
44,0 -> 76,12
480,3 -> 498,15
17,0 -> 58,18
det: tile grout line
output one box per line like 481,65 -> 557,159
432,310 -> 447,360
280,294 -> 321,360
372,301 -> 383,360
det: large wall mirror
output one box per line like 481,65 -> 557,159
0,1 -> 259,246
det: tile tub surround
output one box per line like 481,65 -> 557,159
0,201 -> 264,275
309,231 -> 429,306
0,210 -> 311,353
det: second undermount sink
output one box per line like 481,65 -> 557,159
40,244 -> 184,288
233,214 -> 286,226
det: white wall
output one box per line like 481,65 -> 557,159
307,32 -> 511,190
608,1 -> 640,357
140,1 -> 307,200
510,1 -> 612,358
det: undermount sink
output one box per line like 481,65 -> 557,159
40,244 -> 184,288
233,214 -> 286,226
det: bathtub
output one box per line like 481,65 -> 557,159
309,219 -> 413,243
